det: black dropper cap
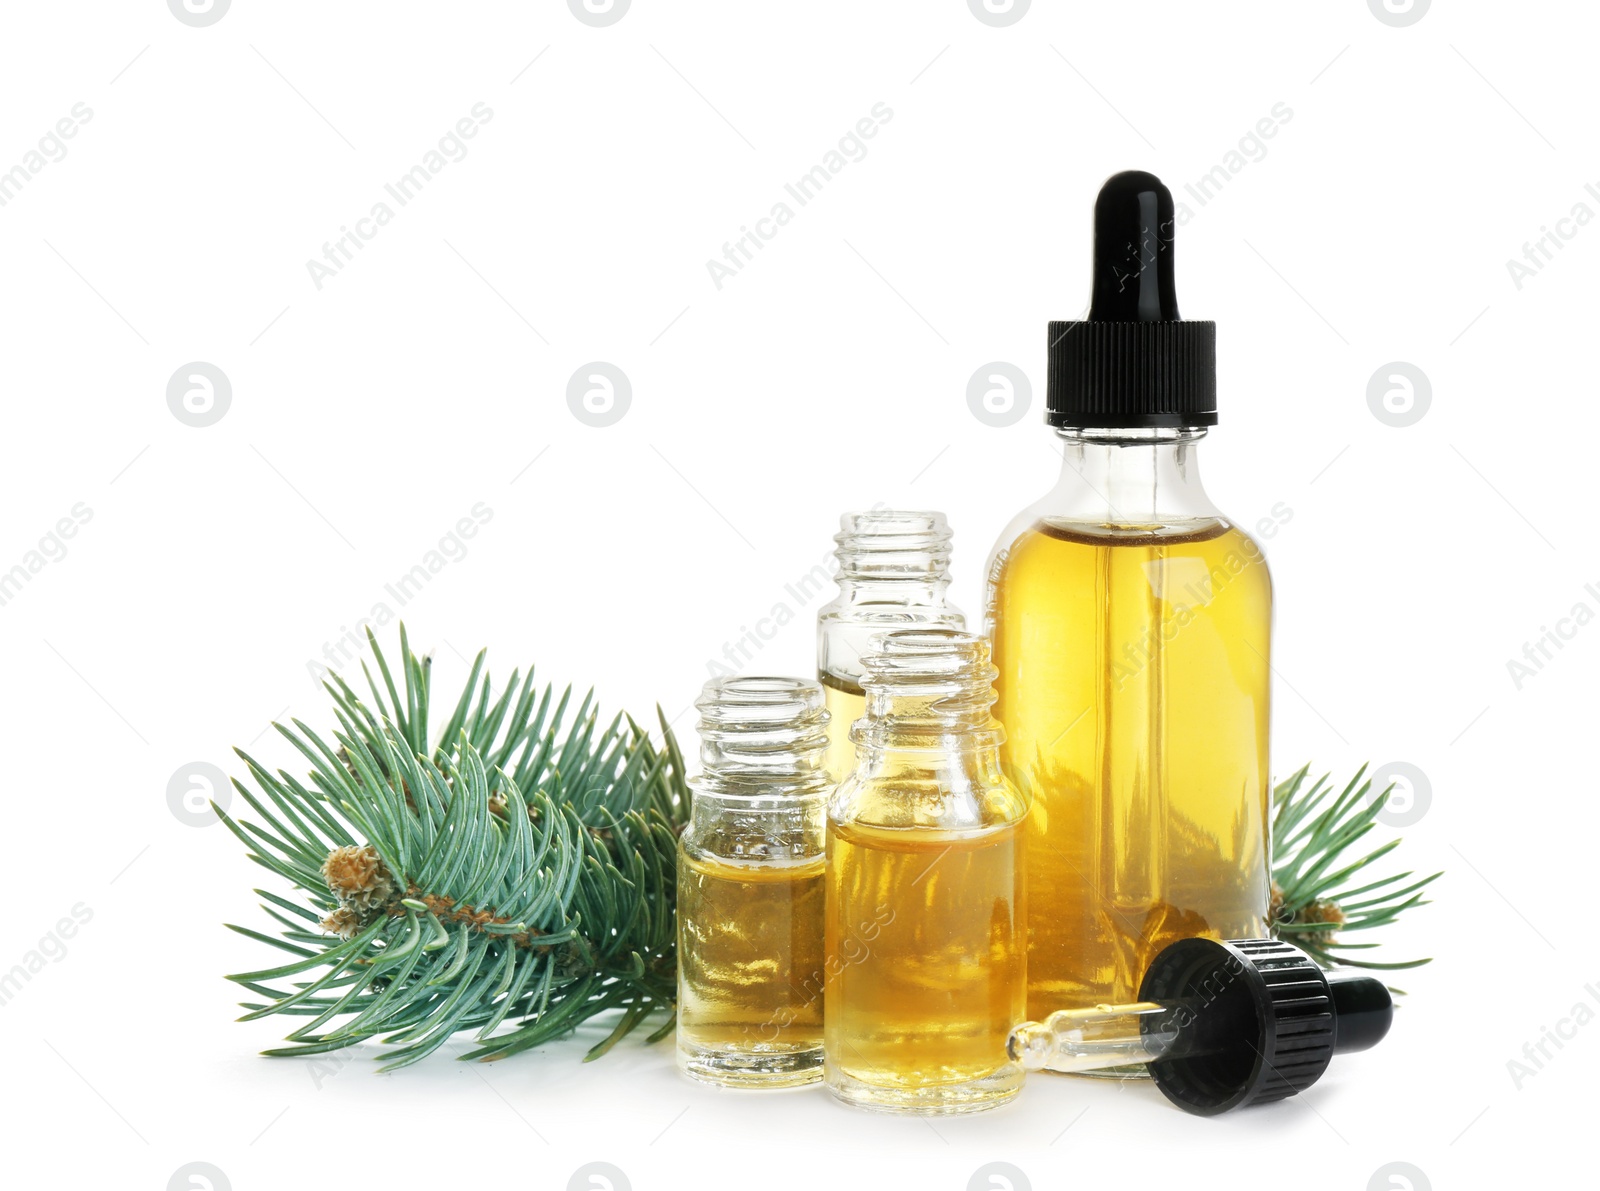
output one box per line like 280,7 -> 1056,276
1047,170 -> 1217,429
1138,937 -> 1394,1116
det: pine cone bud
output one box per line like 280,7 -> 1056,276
321,844 -> 396,914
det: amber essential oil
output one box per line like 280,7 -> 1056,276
819,671 -> 865,784
825,820 -> 1024,1103
676,852 -> 827,1080
824,630 -> 1027,1114
989,518 -> 1270,1014
675,676 -> 832,1088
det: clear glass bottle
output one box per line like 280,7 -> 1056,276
986,170 -> 1272,1033
676,676 -> 831,1088
816,510 -> 965,785
824,629 -> 1027,1114
987,431 -> 1272,1020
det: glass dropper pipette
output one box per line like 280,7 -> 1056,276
1007,937 -> 1394,1115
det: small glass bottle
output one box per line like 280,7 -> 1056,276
816,511 -> 965,784
824,629 -> 1027,1114
676,676 -> 831,1088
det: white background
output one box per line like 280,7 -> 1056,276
2,2 -> 1591,1188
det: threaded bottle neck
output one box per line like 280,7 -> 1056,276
820,511 -> 965,691
852,629 -> 1003,748
694,676 -> 830,793
832,510 -> 955,585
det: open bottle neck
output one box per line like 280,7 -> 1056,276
849,629 -> 1003,758
829,510 -> 958,592
692,676 -> 830,800
820,512 -> 965,686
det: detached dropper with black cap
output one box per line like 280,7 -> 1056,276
986,172 -> 1277,1048
1007,938 -> 1394,1114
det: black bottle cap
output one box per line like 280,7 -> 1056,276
1047,170 -> 1217,430
1137,937 -> 1394,1116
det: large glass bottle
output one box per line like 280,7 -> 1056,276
985,171 -> 1272,1022
816,510 -> 965,784
676,676 -> 831,1087
824,629 -> 1027,1114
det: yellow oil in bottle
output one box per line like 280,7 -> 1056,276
824,819 -> 1025,1109
989,518 -> 1270,1018
819,671 -> 865,783
676,850 -> 826,1085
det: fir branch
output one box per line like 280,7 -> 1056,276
220,627 -> 688,1069
1269,763 -> 1440,977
